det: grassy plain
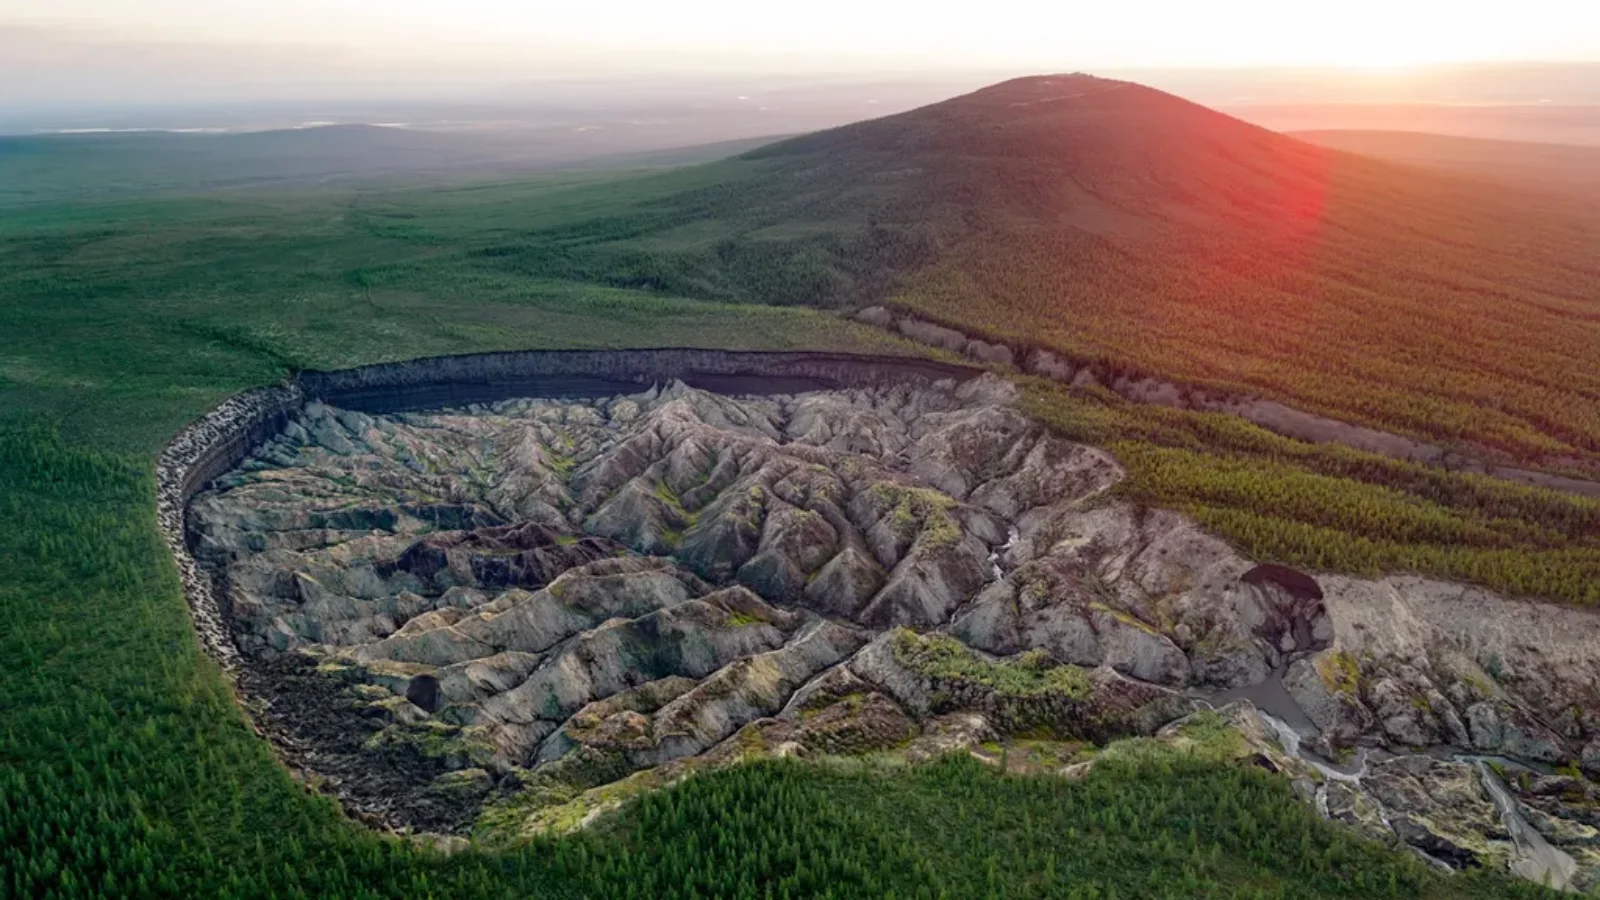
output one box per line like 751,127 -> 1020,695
0,127 -> 783,207
0,174 -> 903,449
0,145 -> 1584,897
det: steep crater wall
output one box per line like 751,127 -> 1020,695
295,348 -> 983,415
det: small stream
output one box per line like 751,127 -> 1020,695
1250,702 -> 1578,892
1470,758 -> 1578,890
1198,664 -> 1316,734
1189,662 -> 1578,892
988,525 -> 1020,580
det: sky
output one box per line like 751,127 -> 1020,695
4,0 -> 1599,108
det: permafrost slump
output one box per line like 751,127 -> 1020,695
164,352 -> 1600,888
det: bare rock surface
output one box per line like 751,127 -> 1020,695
188,375 -> 1600,882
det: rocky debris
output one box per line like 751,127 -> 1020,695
1365,756 -> 1513,870
645,665 -> 925,767
376,523 -> 622,592
1153,702 -> 1591,889
1284,655 -> 1378,749
854,306 -> 896,329
1283,575 -> 1600,766
893,317 -> 969,353
953,504 -> 1334,690
184,373 -> 1600,876
1024,348 -> 1077,382
903,712 -> 1000,763
357,558 -> 706,669
802,547 -> 886,617
963,339 -> 1015,368
190,376 -> 1151,831
232,650 -> 507,833
585,617 -> 873,770
774,665 -> 922,753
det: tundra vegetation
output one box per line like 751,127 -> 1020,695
3,76 -> 1595,898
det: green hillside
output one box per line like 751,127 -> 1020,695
444,75 -> 1600,470
1,185 -> 1548,897
2,75 -> 1594,899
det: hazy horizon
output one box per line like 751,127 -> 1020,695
6,60 -> 1600,136
6,3 -> 1600,145
5,0 -> 1600,114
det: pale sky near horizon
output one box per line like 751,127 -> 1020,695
8,0 -> 1600,69
4,0 -> 1599,107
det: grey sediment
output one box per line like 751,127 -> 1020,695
156,348 -> 981,673
855,305 -> 1600,498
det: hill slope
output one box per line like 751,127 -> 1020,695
1294,129 -> 1600,200
0,79 -> 1591,900
475,74 -> 1600,470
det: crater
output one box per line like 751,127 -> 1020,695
171,355 -> 1600,881
189,373 -> 1198,832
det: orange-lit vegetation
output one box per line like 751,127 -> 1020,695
1022,383 -> 1600,605
466,75 -> 1600,468
4,78 -> 1597,896
389,75 -> 1600,606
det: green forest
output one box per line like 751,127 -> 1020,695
3,92 -> 1596,897
1021,384 -> 1600,606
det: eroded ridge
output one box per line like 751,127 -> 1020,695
188,376 -> 1600,887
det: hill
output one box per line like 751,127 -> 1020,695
1294,129 -> 1600,200
7,75 -> 1600,608
0,76 -> 1590,899
470,75 -> 1600,472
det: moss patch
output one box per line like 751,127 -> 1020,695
891,629 -> 1089,699
1316,651 -> 1362,697
1099,711 -> 1248,766
870,483 -> 963,548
